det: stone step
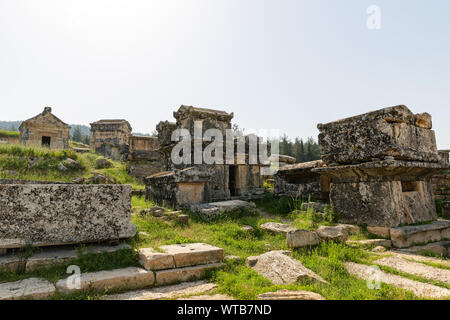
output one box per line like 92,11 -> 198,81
390,220 -> 450,248
374,256 -> 450,284
345,262 -> 450,299
0,278 -> 55,300
389,251 -> 450,267
56,267 -> 155,294
155,263 -> 224,286
104,280 -> 217,300
0,243 -> 131,272
158,243 -> 224,268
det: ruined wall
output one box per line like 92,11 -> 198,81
318,105 -> 439,164
19,108 -> 70,150
0,184 -> 135,248
90,121 -> 131,161
0,136 -> 19,144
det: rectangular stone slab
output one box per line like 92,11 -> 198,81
0,278 -> 55,300
155,263 -> 224,286
159,243 -> 224,268
56,267 -> 155,294
390,220 -> 450,248
0,184 -> 136,248
317,105 -> 440,164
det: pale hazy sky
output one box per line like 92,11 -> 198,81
1,0 -> 449,148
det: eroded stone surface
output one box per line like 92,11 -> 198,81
260,222 -> 297,235
0,278 -> 55,300
398,241 -> 450,258
245,250 -> 326,285
56,267 -> 155,294
104,281 -> 217,300
390,220 -> 450,248
159,243 -> 224,268
316,226 -> 348,242
367,226 -> 390,238
345,262 -> 450,299
258,289 -> 325,300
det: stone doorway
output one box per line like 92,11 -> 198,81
41,136 -> 51,148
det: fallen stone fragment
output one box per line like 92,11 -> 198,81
56,267 -> 155,294
104,281 -> 217,300
176,214 -> 189,225
367,226 -> 391,238
374,256 -> 450,284
241,225 -> 254,232
260,222 -> 297,235
398,241 -> 449,258
155,263 -> 224,286
245,250 -> 327,285
139,248 -> 175,271
224,255 -> 242,262
316,226 -> 348,242
390,220 -> 450,248
258,289 -> 325,300
345,262 -> 450,299
96,158 -> 113,169
159,243 -> 224,268
0,278 -> 55,300
336,224 -> 361,235
286,230 -> 320,248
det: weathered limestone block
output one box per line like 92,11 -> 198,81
260,222 -> 297,235
0,278 -> 55,300
56,267 -> 155,294
367,226 -> 390,238
317,105 -> 440,164
336,224 -> 361,234
399,241 -> 450,258
390,220 -> 450,248
139,248 -> 175,271
155,263 -> 224,286
286,230 -> 320,248
0,184 -> 136,249
245,250 -> 326,285
159,243 -> 224,268
258,289 -> 325,300
316,226 -> 348,242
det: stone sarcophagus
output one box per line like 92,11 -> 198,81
0,184 -> 136,250
314,105 -> 449,228
317,105 -> 440,164
274,160 -> 330,201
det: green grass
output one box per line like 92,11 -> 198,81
0,143 -> 144,189
0,130 -> 19,138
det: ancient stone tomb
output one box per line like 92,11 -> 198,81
313,105 -> 450,228
19,107 -> 70,149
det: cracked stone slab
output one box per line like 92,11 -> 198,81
246,250 -> 327,285
260,222 -> 297,235
345,262 -> 450,299
374,256 -> 450,284
56,267 -> 155,294
104,281 -> 217,300
0,278 -> 55,300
